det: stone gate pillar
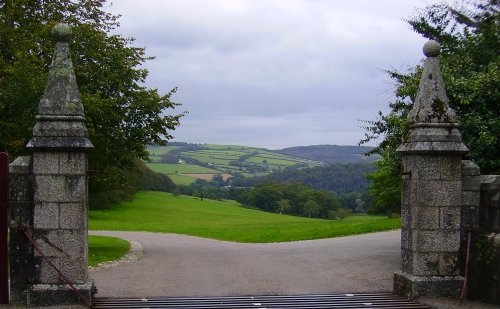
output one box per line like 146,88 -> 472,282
394,41 -> 469,299
25,23 -> 94,307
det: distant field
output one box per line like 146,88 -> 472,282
89,191 -> 400,243
180,173 -> 232,181
146,163 -> 219,174
146,144 -> 326,186
167,174 -> 197,186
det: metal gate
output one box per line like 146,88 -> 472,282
0,152 -> 8,304
93,293 -> 429,309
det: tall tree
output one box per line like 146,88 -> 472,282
0,0 -> 184,204
362,0 -> 499,214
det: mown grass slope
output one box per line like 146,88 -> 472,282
88,235 -> 130,267
89,191 -> 400,243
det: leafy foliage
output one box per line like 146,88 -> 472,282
237,182 -> 341,219
362,0 -> 500,214
245,162 -> 376,194
275,145 -> 378,163
0,0 -> 184,206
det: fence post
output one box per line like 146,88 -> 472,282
0,152 -> 8,304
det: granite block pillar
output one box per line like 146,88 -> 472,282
394,41 -> 469,300
8,156 -> 34,305
24,23 -> 94,307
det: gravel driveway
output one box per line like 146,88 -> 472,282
89,230 -> 400,298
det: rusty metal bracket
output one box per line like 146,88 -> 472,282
87,163 -> 99,176
18,227 -> 92,307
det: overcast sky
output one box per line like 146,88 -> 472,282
105,0 -> 447,149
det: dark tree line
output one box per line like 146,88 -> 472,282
240,163 -> 375,194
0,0 -> 184,208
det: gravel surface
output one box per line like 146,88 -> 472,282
89,230 -> 400,298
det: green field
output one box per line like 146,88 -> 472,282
88,235 -> 130,267
146,163 -> 219,174
167,174 -> 197,186
89,191 -> 400,243
147,144 -> 326,185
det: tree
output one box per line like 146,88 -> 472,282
329,208 -> 352,221
0,0 -> 184,207
303,200 -> 320,218
276,199 -> 291,214
362,0 -> 499,214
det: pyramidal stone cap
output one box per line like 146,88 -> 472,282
407,40 -> 457,124
27,23 -> 93,150
397,40 -> 468,154
37,23 -> 83,117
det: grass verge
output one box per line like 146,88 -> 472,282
90,191 -> 400,243
88,235 -> 130,267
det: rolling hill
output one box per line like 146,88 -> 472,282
147,143 -> 378,185
275,145 -> 378,163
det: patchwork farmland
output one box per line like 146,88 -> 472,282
147,144 -> 325,184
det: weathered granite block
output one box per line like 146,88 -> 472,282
394,271 -> 463,300
401,228 -> 412,250
60,203 -> 84,229
34,230 -> 84,258
462,175 -> 481,191
401,202 -> 412,228
27,278 -> 94,307
461,205 -> 478,229
413,252 -> 439,276
60,256 -> 88,283
414,207 -> 440,230
439,207 -> 461,229
438,252 -> 459,276
34,202 -> 59,229
59,152 -> 86,175
33,152 -> 60,174
402,179 -> 411,207
417,180 -> 461,207
8,201 -> 33,229
415,230 -> 460,252
407,155 -> 441,180
8,156 -> 34,306
462,191 -> 480,206
34,175 -> 85,203
461,160 -> 480,176
8,172 -> 33,202
9,229 -> 34,305
34,175 -> 65,202
440,156 -> 462,181
401,248 -> 413,273
33,120 -> 89,138
35,256 -> 61,284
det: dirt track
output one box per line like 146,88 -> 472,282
89,230 -> 400,298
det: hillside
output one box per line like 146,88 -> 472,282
275,145 -> 378,163
89,191 -> 400,242
147,143 -> 325,184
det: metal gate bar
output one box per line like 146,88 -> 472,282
0,152 -> 8,304
93,293 -> 429,309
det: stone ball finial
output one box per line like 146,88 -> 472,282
51,23 -> 72,43
423,40 -> 440,57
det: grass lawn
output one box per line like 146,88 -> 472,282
89,191 -> 400,243
88,235 -> 130,267
167,174 -> 197,185
147,163 -> 219,174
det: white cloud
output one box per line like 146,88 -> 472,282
105,0 -> 450,148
